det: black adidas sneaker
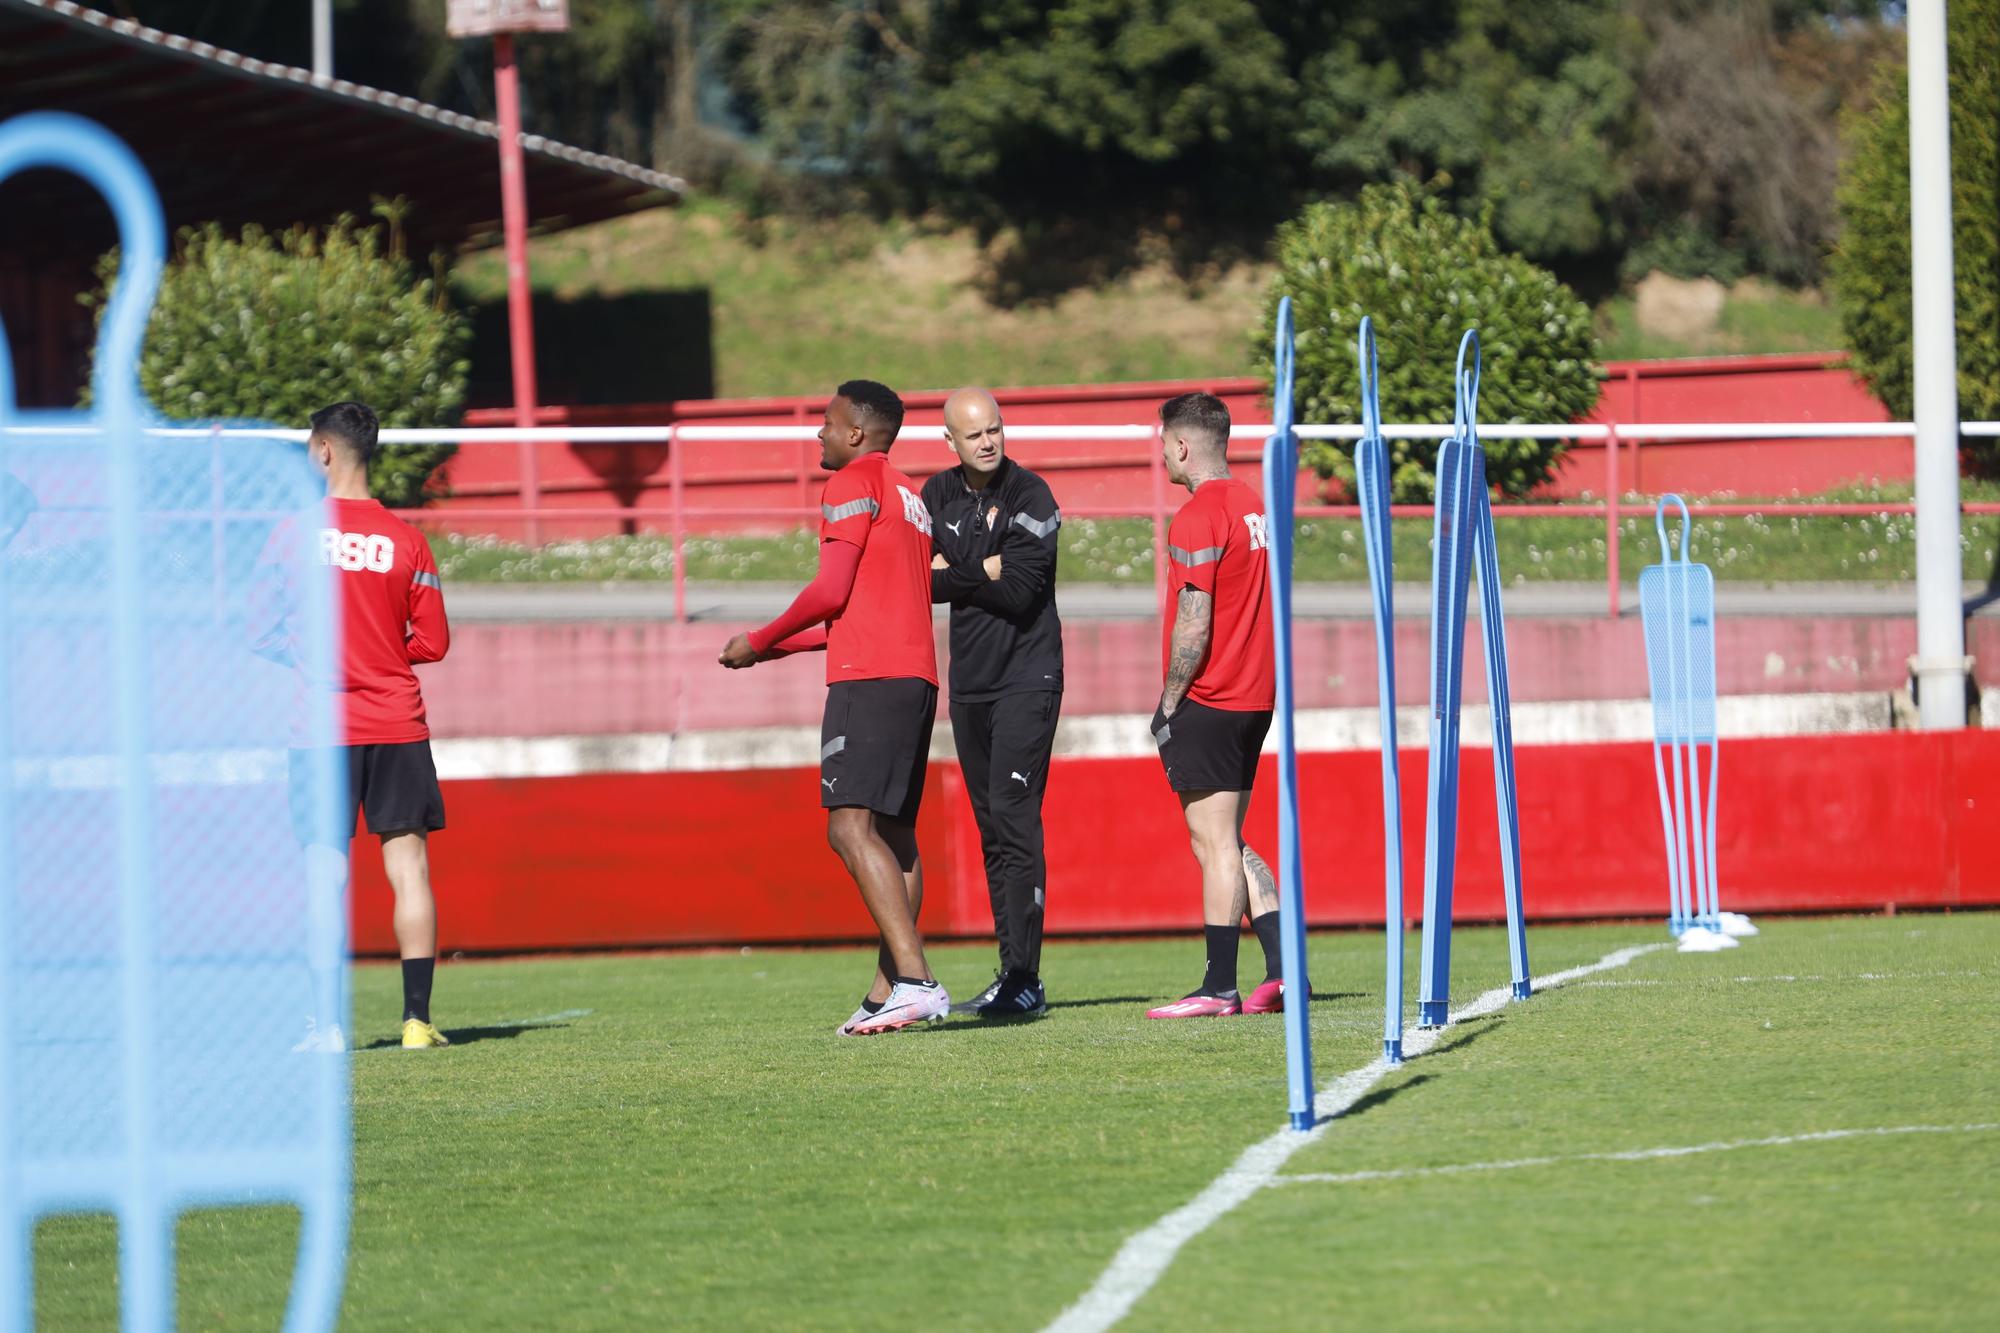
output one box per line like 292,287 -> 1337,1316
973,973 -> 1047,1019
951,972 -> 1007,1015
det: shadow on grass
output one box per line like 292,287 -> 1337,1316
360,1020 -> 576,1051
1046,995 -> 1153,1011
1422,1015 -> 1505,1059
1326,1020 -> 1506,1122
1338,1074 -> 1435,1123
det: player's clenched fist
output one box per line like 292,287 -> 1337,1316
718,633 -> 760,669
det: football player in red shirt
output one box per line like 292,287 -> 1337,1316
1144,392 -> 1292,1019
250,401 -> 453,1051
719,381 -> 950,1034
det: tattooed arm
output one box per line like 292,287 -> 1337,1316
1160,585 -> 1213,717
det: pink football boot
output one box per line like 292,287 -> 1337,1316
1145,991 -> 1242,1019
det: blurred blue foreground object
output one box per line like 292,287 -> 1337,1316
0,112 -> 348,1333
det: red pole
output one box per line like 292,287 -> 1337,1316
494,32 -> 542,546
1605,422 -> 1621,619
1625,364 -> 1641,494
669,425 -> 686,625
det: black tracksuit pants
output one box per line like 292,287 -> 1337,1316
951,690 -> 1061,979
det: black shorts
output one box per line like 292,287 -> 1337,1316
821,678 -> 937,823
1151,699 -> 1272,793
288,740 -> 447,847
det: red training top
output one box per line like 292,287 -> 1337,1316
251,497 -> 450,745
1162,477 -> 1274,711
749,451 -> 936,686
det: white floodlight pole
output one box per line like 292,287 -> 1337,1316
313,0 -> 333,79
1908,0 -> 1967,728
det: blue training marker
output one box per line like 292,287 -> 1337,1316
1352,319 -> 1405,1064
0,113 -> 349,1333
1263,297 -> 1315,1131
1640,496 -> 1721,935
1416,332 -> 1532,1028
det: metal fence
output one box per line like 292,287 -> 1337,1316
12,419 -> 2000,621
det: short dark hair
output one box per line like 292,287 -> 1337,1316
309,401 -> 379,464
1160,391 -> 1230,450
837,379 -> 905,443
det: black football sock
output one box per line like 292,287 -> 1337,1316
1250,911 -> 1284,983
893,975 -> 938,989
401,956 -> 435,1024
859,997 -> 885,1015
1199,924 -> 1239,996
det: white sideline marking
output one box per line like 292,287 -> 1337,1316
1042,944 -> 1667,1333
1577,969 -> 1985,989
1278,1123 -> 2000,1187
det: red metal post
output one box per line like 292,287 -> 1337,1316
1605,422 -> 1621,619
494,32 -> 542,546
1625,365 -> 1641,495
794,403 -> 813,516
669,425 -> 686,624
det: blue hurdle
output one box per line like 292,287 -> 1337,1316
1264,297 -> 1316,1131
1416,331 -> 1532,1028
1641,496 -> 1722,936
0,114 -> 349,1333
1352,319 -> 1406,1065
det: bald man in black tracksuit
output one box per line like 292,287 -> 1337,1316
925,388 -> 1063,1018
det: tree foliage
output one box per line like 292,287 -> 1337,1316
1628,0 -> 1894,284
75,1 -> 1901,291
91,219 -> 470,505
1261,183 -> 1600,502
1291,3 -> 1642,267
1829,0 -> 1999,469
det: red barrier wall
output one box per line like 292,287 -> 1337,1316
1575,355 -> 1899,497
433,356 -> 1903,540
350,728 -> 2000,954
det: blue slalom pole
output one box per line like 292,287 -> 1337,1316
1466,409 -> 1531,1000
1264,297 -> 1315,1131
1417,331 -> 1481,1028
1354,318 -> 1404,1064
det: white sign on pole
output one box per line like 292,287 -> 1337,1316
446,0 -> 570,38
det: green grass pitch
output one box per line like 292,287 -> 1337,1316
32,914 -> 2000,1330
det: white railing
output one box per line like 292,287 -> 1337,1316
8,419 -> 1996,620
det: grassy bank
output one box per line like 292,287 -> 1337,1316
453,203 -> 1850,402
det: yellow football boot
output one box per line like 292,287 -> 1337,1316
400,1018 -> 451,1049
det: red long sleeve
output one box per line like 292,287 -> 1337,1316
765,626 -> 828,657
405,577 -> 450,664
746,539 -> 860,655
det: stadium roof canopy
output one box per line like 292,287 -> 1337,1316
0,0 -> 688,404
0,0 -> 687,262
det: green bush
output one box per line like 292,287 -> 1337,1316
90,218 -> 470,505
1258,182 -> 1600,502
1829,0 -> 1999,470
1619,217 -> 1747,286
